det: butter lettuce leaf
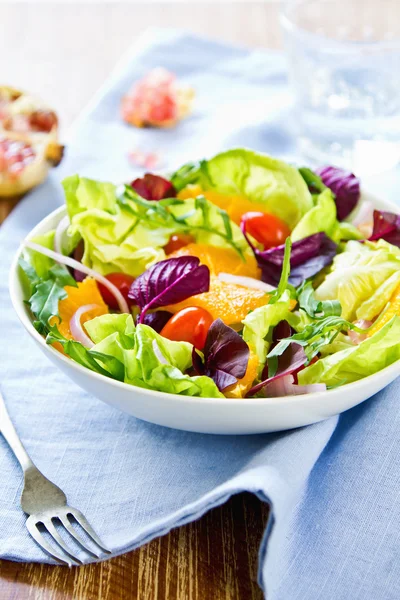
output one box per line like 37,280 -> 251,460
62,176 -> 247,277
242,290 -> 293,373
298,317 -> 400,387
84,315 -> 224,397
291,189 -> 362,243
315,239 -> 400,321
172,149 -> 313,229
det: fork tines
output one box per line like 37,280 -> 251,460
26,508 -> 111,566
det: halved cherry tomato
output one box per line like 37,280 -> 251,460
98,273 -> 135,309
164,233 -> 195,255
160,306 -> 214,350
242,212 -> 290,249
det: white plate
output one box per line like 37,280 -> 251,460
9,192 -> 400,435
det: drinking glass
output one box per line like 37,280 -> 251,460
281,0 -> 400,174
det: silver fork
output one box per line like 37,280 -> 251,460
0,389 -> 111,566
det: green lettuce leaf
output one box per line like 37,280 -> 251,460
63,175 -> 117,219
62,176 -> 248,277
298,316 -> 400,387
242,290 -> 293,373
46,324 -> 125,381
171,149 -> 313,229
297,281 -> 341,319
315,239 -> 400,321
25,231 -> 56,278
84,315 -> 224,397
291,189 -> 362,243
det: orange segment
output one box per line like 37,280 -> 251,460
164,276 -> 270,325
224,352 -> 259,398
367,282 -> 400,337
50,278 -> 108,340
177,185 -> 273,226
167,242 -> 260,279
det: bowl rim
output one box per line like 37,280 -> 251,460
9,193 -> 400,409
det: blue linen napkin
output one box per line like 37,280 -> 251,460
1,29 -> 400,599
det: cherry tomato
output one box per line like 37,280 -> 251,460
164,233 -> 195,255
98,273 -> 135,310
160,307 -> 214,350
242,212 -> 290,249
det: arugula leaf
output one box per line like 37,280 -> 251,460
19,258 -> 77,328
298,167 -> 326,195
170,162 -> 201,192
119,185 -> 245,258
30,279 -> 68,326
268,238 -> 292,305
298,281 -> 342,319
18,256 -> 40,295
267,314 -> 377,364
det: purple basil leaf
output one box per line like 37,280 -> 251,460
192,319 -> 250,391
140,310 -> 173,333
242,224 -> 337,287
192,347 -> 205,375
207,369 -> 237,391
246,342 -> 307,397
71,240 -> 85,282
368,210 -> 400,247
272,320 -> 293,342
130,174 -> 176,201
204,319 -> 249,380
316,165 -> 360,221
128,256 -> 210,322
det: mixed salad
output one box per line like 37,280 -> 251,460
19,149 -> 400,399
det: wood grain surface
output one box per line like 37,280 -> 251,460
0,3 -> 278,598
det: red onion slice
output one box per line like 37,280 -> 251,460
218,272 -> 275,292
348,319 -> 372,344
350,200 -> 374,228
264,374 -> 327,397
54,215 -> 71,255
70,304 -> 99,348
24,241 -> 130,314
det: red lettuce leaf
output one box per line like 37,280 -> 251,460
192,318 -> 250,391
246,341 -> 307,397
368,210 -> 400,247
130,173 -> 176,201
140,310 -> 173,333
241,223 -> 337,287
315,165 -> 360,221
129,256 -> 210,322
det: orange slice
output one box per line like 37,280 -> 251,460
164,276 -> 270,325
50,278 -> 108,340
167,242 -> 260,279
177,185 -> 271,225
367,282 -> 400,337
224,352 -> 259,398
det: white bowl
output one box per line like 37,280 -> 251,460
9,192 -> 400,435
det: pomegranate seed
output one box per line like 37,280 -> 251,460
0,137 -> 36,178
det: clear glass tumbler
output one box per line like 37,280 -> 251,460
281,0 -> 400,174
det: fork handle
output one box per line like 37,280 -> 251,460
0,389 -> 34,472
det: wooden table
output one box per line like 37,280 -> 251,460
0,3 -> 279,598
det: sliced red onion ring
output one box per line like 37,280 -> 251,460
54,215 -> 71,255
24,241 -> 130,314
217,272 -> 276,292
349,200 -> 374,228
70,304 -> 99,348
348,319 -> 372,344
264,374 -> 326,397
